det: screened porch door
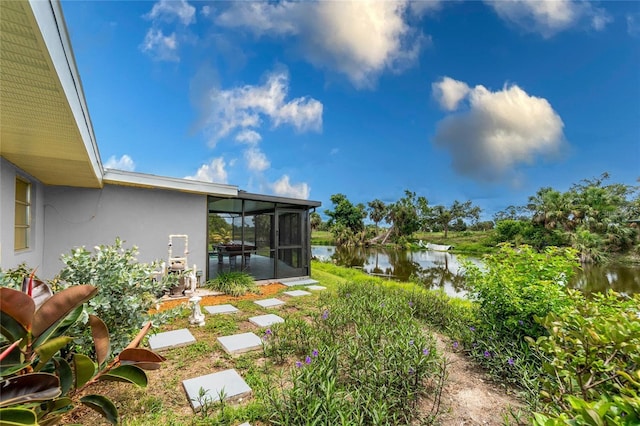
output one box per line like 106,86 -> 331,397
276,209 -> 306,278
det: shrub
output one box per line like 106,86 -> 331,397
205,271 -> 257,296
530,290 -> 640,424
459,245 -> 579,386
0,263 -> 32,290
56,238 -> 165,357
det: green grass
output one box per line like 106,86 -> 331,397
311,230 -> 334,245
205,271 -> 258,296
413,230 -> 496,254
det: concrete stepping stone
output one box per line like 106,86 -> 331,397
306,285 -> 326,291
217,332 -> 263,355
281,278 -> 319,287
183,369 -> 251,412
283,290 -> 312,297
204,304 -> 239,314
254,298 -> 285,308
249,314 -> 284,327
148,328 -> 196,351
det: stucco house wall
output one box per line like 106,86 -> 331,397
42,184 -> 207,279
0,158 -> 46,271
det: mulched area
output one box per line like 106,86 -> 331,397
148,282 -> 287,314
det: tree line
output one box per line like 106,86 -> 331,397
313,173 -> 640,262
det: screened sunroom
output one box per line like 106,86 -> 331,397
207,192 -> 321,281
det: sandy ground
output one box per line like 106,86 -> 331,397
431,333 -> 525,426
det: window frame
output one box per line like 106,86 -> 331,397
14,176 -> 31,251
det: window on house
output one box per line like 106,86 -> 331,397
15,177 -> 31,250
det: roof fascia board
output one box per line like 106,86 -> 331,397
28,0 -> 103,184
235,191 -> 321,207
103,169 -> 238,196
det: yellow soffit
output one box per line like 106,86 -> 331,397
0,1 -> 102,188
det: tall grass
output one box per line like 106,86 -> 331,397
263,282 -> 446,425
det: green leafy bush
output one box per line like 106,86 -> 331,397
205,271 -> 257,296
530,290 -> 640,424
56,238 -> 165,356
0,284 -> 165,425
459,245 -> 579,386
0,263 -> 32,290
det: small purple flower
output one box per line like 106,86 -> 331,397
265,329 -> 272,335
422,348 -> 430,356
508,358 -> 515,366
518,320 -> 524,326
305,356 -> 312,364
408,301 -> 414,307
469,326 -> 476,332
408,367 -> 415,375
452,341 -> 459,349
322,310 -> 329,320
380,303 -> 385,307
484,350 -> 491,358
312,349 -> 319,357
295,361 -> 302,368
409,340 -> 414,346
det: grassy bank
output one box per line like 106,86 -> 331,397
312,229 -> 497,254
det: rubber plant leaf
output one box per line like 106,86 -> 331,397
80,394 -> 118,425
88,315 -> 110,367
0,373 -> 61,408
0,288 -> 35,341
98,364 -> 148,387
73,353 -> 95,389
34,336 -> 73,372
118,348 -> 166,370
42,396 -> 73,417
53,357 -> 73,395
0,408 -> 38,425
0,342 -> 28,377
32,285 -> 97,346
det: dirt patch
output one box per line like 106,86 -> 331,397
432,333 -> 525,425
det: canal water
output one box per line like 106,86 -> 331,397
311,245 -> 640,297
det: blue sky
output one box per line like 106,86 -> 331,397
61,0 -> 639,220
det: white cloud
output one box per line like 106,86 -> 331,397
214,1 -> 432,88
205,69 -> 322,145
628,13 -> 640,37
235,129 -> 262,145
270,175 -> 310,199
486,0 -> 611,37
432,77 -> 565,183
140,28 -> 179,62
141,0 -> 195,61
146,0 -> 196,26
432,77 -> 471,111
244,147 -> 270,173
104,154 -> 135,172
184,157 -> 228,183
201,5 -> 211,18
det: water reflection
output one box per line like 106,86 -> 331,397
312,245 -> 639,297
